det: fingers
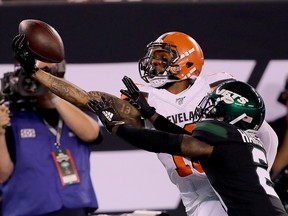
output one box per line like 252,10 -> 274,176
87,100 -> 100,113
12,34 -> 25,50
88,100 -> 97,107
11,34 -> 21,49
0,105 -> 10,128
122,76 -> 140,99
100,96 -> 108,103
18,34 -> 26,49
90,100 -> 103,110
122,76 -> 135,91
127,77 -> 139,92
88,97 -> 111,113
120,89 -> 131,98
124,76 -> 139,92
122,76 -> 132,90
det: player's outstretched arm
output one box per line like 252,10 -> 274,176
149,113 -> 191,135
115,124 -> 213,159
90,94 -> 213,158
32,69 -> 91,109
12,33 -> 92,111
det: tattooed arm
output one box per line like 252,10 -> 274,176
32,69 -> 92,110
32,68 -> 143,128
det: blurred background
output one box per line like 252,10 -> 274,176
0,0 -> 288,215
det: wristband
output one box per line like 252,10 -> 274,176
51,96 -> 61,105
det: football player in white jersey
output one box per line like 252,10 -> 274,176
121,32 -> 278,216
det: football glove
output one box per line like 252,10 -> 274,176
11,34 -> 38,74
120,76 -> 156,119
87,96 -> 125,133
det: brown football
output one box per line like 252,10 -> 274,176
19,19 -> 65,63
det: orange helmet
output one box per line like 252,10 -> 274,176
138,32 -> 204,88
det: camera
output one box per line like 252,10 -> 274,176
0,61 -> 66,110
0,64 -> 47,106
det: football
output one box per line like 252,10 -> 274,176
19,19 -> 65,63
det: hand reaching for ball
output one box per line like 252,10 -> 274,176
18,19 -> 65,63
12,34 -> 37,74
11,19 -> 65,74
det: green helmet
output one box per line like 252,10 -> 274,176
198,80 -> 265,130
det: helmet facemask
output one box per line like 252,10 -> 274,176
138,42 -> 184,88
194,94 -> 218,121
138,32 -> 204,88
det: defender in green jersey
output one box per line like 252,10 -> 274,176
92,80 -> 287,216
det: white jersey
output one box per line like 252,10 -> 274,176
138,72 -> 278,216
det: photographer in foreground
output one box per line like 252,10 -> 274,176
0,60 -> 101,216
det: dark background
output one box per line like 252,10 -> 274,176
1,1 -> 287,215
1,1 -> 288,63
1,1 -> 288,88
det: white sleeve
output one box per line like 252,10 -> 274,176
257,120 -> 278,172
205,72 -> 235,86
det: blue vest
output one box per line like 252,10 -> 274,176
2,111 -> 98,216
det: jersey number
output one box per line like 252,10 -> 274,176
173,123 -> 204,177
252,147 -> 278,197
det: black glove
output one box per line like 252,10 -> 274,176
11,34 -> 37,74
87,96 -> 124,133
120,76 -> 156,119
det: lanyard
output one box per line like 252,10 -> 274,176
43,119 -> 63,152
